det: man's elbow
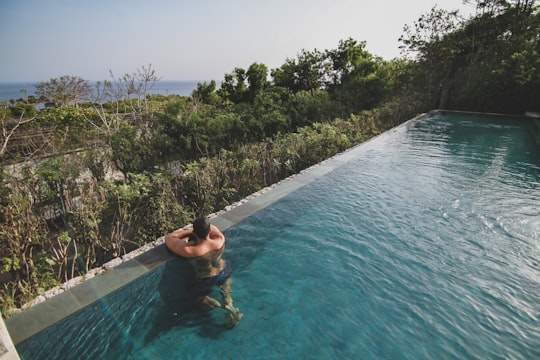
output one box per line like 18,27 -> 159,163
165,235 -> 180,252
164,234 -> 173,247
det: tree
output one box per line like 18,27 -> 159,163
378,59 -> 425,120
108,121 -> 156,180
271,49 -> 327,92
399,6 -> 463,60
288,90 -> 334,128
136,64 -> 161,112
218,67 -> 248,104
251,87 -> 291,137
246,63 -> 270,103
464,0 -> 537,15
453,3 -> 540,111
399,6 -> 466,108
326,38 -> 387,113
192,80 -> 219,105
0,112 -> 35,158
35,75 -> 92,107
398,1 -> 540,113
96,64 -> 161,115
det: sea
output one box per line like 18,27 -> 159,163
0,80 -> 203,102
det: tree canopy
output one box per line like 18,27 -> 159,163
35,75 -> 92,107
399,0 -> 540,112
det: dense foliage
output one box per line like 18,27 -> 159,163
399,0 -> 540,112
1,1 -> 538,314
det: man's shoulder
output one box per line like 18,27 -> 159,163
209,237 -> 225,249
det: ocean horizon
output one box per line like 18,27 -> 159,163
0,80 -> 204,102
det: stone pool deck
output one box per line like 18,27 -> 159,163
1,113 -> 432,357
0,312 -> 19,360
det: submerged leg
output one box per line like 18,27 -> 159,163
196,295 -> 221,311
220,278 -> 233,307
219,278 -> 243,328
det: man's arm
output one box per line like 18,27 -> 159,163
165,229 -> 210,258
165,229 -> 191,244
208,224 -> 225,241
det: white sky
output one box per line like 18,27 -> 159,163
0,0 -> 475,82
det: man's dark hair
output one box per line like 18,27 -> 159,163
193,217 -> 211,239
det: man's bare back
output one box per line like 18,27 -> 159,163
165,217 -> 242,327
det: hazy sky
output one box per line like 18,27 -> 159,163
0,0 -> 475,82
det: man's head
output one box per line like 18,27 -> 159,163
193,217 -> 211,239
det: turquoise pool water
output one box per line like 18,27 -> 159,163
16,112 -> 540,359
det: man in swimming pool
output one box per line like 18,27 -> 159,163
165,217 -> 242,328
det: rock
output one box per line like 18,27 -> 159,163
61,276 -> 84,290
5,308 -> 21,317
43,287 -> 64,299
22,295 -> 46,309
103,257 -> 123,270
122,251 -> 138,261
85,267 -> 105,279
153,237 -> 165,246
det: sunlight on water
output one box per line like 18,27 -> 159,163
17,112 -> 540,359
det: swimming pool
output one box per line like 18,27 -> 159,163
13,112 -> 540,359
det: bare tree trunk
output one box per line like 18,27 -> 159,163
0,112 -> 35,156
